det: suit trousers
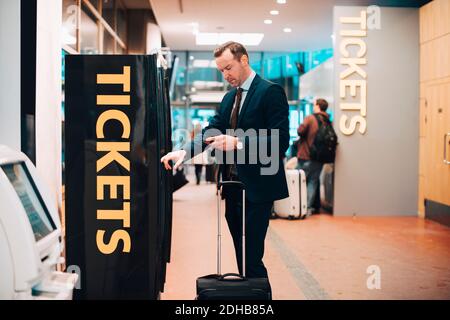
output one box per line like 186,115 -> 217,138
224,187 -> 273,278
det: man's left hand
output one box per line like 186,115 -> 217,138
205,135 -> 237,151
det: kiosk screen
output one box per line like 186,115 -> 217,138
2,163 -> 55,241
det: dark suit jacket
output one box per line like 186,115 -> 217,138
184,74 -> 289,203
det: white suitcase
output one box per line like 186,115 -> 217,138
273,169 -> 308,219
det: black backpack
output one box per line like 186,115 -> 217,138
310,114 -> 338,163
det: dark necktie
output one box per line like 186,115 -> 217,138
230,87 -> 244,129
224,87 -> 244,182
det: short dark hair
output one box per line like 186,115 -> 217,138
214,41 -> 249,62
316,98 -> 328,112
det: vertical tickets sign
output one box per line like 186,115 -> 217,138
95,66 -> 132,255
338,10 -> 368,135
333,6 -> 419,216
65,55 -> 173,299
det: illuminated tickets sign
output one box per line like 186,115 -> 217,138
95,66 -> 132,254
338,10 -> 368,135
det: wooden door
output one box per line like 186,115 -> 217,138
424,82 -> 450,206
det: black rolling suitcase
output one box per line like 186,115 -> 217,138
196,181 -> 272,300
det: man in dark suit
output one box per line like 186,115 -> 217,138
161,42 -> 289,278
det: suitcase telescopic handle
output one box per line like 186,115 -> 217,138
219,273 -> 245,281
218,181 -> 245,189
217,181 -> 246,278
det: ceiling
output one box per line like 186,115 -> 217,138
148,0 -> 431,52
120,0 -> 151,9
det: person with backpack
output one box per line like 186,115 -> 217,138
296,98 -> 338,215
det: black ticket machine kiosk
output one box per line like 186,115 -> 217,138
65,54 -> 173,299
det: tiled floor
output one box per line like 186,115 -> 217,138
161,175 -> 450,300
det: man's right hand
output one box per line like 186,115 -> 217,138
160,150 -> 187,170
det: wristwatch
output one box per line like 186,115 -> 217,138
236,137 -> 243,150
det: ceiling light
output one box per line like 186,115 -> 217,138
240,33 -> 265,46
277,0 -> 286,4
283,28 -> 292,33
218,33 -> 236,43
195,32 -> 264,46
192,60 -> 211,68
264,19 -> 273,24
270,10 -> 279,15
195,33 -> 218,45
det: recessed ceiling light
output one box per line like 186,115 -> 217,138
277,0 -> 287,4
270,10 -> 279,15
264,19 -> 273,24
283,27 -> 292,33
